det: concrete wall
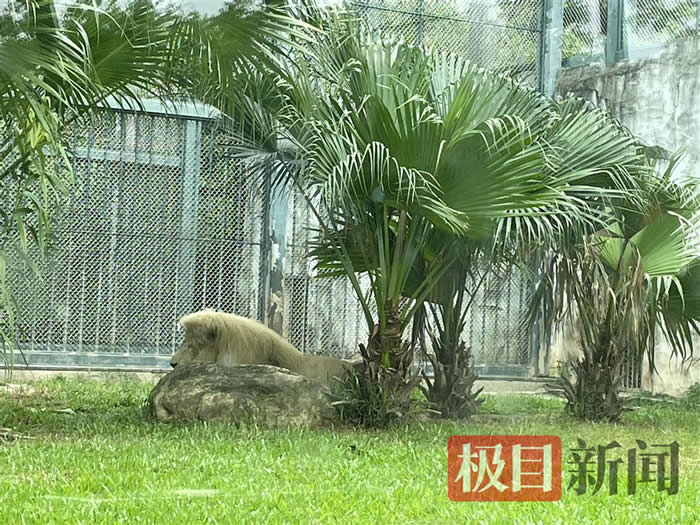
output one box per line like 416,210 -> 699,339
557,36 -> 700,179
545,36 -> 700,396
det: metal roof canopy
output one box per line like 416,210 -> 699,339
96,95 -> 222,121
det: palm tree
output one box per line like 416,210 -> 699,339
0,0 -> 306,365
534,155 -> 700,421
410,235 -> 494,419
226,5 -> 650,423
405,94 -> 661,419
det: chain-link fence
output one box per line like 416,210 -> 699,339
2,104 -> 536,374
562,0 -> 699,63
625,0 -> 698,50
464,269 -> 533,370
5,108 -> 267,369
279,188 -> 368,360
352,0 -> 544,84
562,0 -> 607,59
352,1 -> 699,78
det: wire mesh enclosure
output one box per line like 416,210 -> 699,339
561,0 -> 699,62
562,0 -> 608,59
3,105 -> 536,374
352,0 -> 544,84
279,188 -> 368,360
624,0 -> 698,50
464,269 -> 534,369
6,109 -> 266,369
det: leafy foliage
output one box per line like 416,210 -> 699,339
413,241 -> 491,419
686,382 -> 700,407
222,3 -> 656,426
0,0 -> 303,367
330,342 -> 424,428
537,156 -> 700,421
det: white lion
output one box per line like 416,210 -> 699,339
170,309 -> 357,386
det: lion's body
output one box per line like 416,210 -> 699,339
170,310 -> 354,386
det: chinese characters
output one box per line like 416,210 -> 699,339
448,435 -> 680,501
448,435 -> 562,501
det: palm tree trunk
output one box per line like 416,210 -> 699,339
367,299 -> 410,373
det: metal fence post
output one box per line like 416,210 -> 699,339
267,185 -> 290,335
540,0 -> 564,97
526,254 -> 544,376
606,0 -> 628,65
258,169 -> 272,323
417,0 -> 425,47
534,1 -> 563,375
176,119 -> 202,316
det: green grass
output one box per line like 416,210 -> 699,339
1,376 -> 699,524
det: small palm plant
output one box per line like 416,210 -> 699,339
535,156 -> 700,421
417,246 -> 488,419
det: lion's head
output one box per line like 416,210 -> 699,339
170,309 -> 220,367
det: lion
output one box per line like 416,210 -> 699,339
170,309 -> 357,387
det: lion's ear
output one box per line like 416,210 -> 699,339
205,325 -> 218,342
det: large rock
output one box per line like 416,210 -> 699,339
148,362 -> 337,427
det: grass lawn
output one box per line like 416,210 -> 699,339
1,376 -> 698,524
